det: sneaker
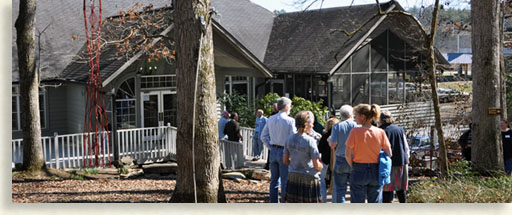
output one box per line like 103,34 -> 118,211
252,157 -> 260,161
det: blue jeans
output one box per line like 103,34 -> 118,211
320,162 -> 329,203
269,146 -> 288,203
350,163 -> 382,203
333,156 -> 351,203
505,158 -> 512,175
252,136 -> 263,158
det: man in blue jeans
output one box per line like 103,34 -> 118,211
252,109 -> 267,161
261,97 -> 296,203
329,105 -> 357,203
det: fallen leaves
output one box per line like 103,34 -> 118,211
12,177 -> 270,203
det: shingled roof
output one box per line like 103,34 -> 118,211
263,1 -> 448,74
59,7 -> 174,83
211,0 -> 274,61
11,0 -> 176,82
12,0 -> 274,82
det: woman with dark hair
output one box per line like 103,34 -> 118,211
345,104 -> 392,203
283,111 -> 323,203
379,110 -> 409,203
318,117 -> 339,203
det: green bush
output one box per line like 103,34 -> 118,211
290,96 -> 328,125
218,91 -> 256,128
257,92 -> 280,117
256,93 -> 328,125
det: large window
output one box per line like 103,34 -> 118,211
12,86 -> 46,131
116,78 -> 136,129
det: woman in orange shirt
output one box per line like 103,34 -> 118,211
345,104 -> 392,203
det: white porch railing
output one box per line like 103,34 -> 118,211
117,126 -> 177,165
12,125 -> 256,170
219,140 -> 245,169
240,127 -> 268,161
12,131 -> 113,169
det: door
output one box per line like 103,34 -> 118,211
142,91 -> 177,127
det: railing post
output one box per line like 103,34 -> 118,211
54,132 -> 59,169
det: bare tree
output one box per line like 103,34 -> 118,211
170,0 -> 221,203
15,0 -> 45,172
325,0 -> 451,175
471,0 -> 504,175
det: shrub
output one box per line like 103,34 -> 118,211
218,91 -> 256,127
290,96 -> 328,125
256,93 -> 328,125
257,92 -> 280,117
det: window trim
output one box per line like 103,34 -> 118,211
12,85 -> 47,131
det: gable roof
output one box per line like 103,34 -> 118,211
263,1 -> 448,75
442,53 -> 472,64
12,0 -> 274,82
59,7 -> 273,84
211,0 -> 274,62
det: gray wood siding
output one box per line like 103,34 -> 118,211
66,83 -> 86,134
44,87 -> 68,136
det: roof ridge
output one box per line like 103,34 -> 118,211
276,1 -> 394,17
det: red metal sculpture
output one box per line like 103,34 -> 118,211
82,0 -> 111,168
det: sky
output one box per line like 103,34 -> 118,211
250,0 -> 470,12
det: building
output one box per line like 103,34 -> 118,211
12,0 -> 448,139
263,1 -> 448,109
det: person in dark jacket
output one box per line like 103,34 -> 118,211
458,123 -> 472,161
379,110 -> 409,203
318,117 -> 339,203
224,112 -> 243,142
500,119 -> 512,176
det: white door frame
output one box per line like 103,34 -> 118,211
141,90 -> 174,127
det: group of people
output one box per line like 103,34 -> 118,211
244,97 -> 409,203
218,96 -> 512,203
458,119 -> 512,176
458,120 -> 512,176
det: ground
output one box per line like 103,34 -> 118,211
12,177 -> 269,203
12,160 -> 423,203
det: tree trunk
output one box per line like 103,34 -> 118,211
500,2 -> 507,118
15,0 -> 45,172
170,0 -> 221,203
425,0 -> 449,176
471,0 -> 504,175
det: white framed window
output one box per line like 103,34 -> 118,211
12,85 -> 47,131
115,78 -> 137,129
141,75 -> 176,91
224,75 -> 249,96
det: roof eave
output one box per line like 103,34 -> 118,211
212,20 -> 273,78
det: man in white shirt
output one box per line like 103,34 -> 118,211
261,97 -> 296,203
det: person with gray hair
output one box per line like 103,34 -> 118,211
252,109 -> 267,161
379,110 -> 409,203
261,96 -> 296,203
218,111 -> 230,139
329,104 -> 357,203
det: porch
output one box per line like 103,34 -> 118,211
12,125 -> 265,170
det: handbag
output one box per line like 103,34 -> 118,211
378,150 -> 391,186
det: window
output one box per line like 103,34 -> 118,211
141,75 -> 176,91
12,86 -> 47,131
224,75 -> 249,96
116,78 -> 137,129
